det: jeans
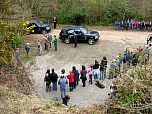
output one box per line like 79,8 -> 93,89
94,74 -> 98,80
52,82 -> 57,91
99,70 -> 104,80
60,87 -> 67,99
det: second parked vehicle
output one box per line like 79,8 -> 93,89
59,26 -> 100,45
27,20 -> 52,34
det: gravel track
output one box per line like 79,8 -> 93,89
28,30 -> 150,107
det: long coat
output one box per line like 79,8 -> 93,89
54,37 -> 57,48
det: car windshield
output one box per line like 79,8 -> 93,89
36,21 -> 44,26
80,27 -> 88,34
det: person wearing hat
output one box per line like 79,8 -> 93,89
58,71 -> 68,99
53,35 -> 58,51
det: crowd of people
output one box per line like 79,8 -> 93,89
114,19 -> 152,31
43,57 -> 108,105
42,41 -> 152,105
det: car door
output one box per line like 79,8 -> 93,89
60,29 -> 68,40
75,29 -> 85,41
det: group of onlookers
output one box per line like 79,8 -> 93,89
108,43 -> 152,80
114,19 -> 152,31
44,57 -> 108,101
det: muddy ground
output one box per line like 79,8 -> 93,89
28,29 -> 151,107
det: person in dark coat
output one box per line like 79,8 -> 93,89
73,32 -> 77,48
93,60 -> 99,80
80,65 -> 87,87
44,69 -> 51,92
101,56 -> 108,78
53,16 -> 57,29
72,66 -> 79,88
50,68 -> 58,91
99,63 -> 104,80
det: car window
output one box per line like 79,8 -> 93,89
68,29 -> 74,34
80,28 -> 88,34
36,21 -> 44,26
75,30 -> 82,34
61,29 -> 67,34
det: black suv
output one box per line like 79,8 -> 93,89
28,20 -> 52,34
59,26 -> 100,45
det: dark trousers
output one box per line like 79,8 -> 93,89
50,43 -> 51,48
89,74 -> 93,84
74,42 -> 77,48
69,82 -> 74,91
81,77 -> 86,87
74,80 -> 79,88
54,22 -> 56,29
46,83 -> 51,92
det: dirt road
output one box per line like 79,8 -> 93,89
28,29 -> 151,107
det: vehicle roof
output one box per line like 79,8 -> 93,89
62,26 -> 85,30
29,20 -> 41,23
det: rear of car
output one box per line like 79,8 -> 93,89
28,20 -> 52,34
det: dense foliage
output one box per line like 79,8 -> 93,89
20,0 -> 152,25
0,0 -> 32,68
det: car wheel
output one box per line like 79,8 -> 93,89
64,38 -> 70,44
42,30 -> 47,34
88,39 -> 95,45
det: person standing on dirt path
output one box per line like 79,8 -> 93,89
101,56 -> 108,79
72,66 -> 79,88
25,42 -> 30,58
37,40 -> 43,56
47,34 -> 52,48
93,60 -> 100,80
80,65 -> 87,87
53,16 -> 57,29
73,32 -> 77,48
53,35 -> 58,51
99,63 -> 104,80
44,40 -> 49,52
67,71 -> 74,92
58,74 -> 68,99
108,59 -> 117,79
14,48 -> 22,66
44,69 -> 51,92
87,64 -> 94,84
50,68 -> 58,91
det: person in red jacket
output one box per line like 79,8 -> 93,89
67,71 -> 74,92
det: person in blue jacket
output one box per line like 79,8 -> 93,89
58,74 -> 68,99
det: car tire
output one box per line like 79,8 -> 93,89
64,38 -> 70,44
88,39 -> 95,45
42,30 -> 47,34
